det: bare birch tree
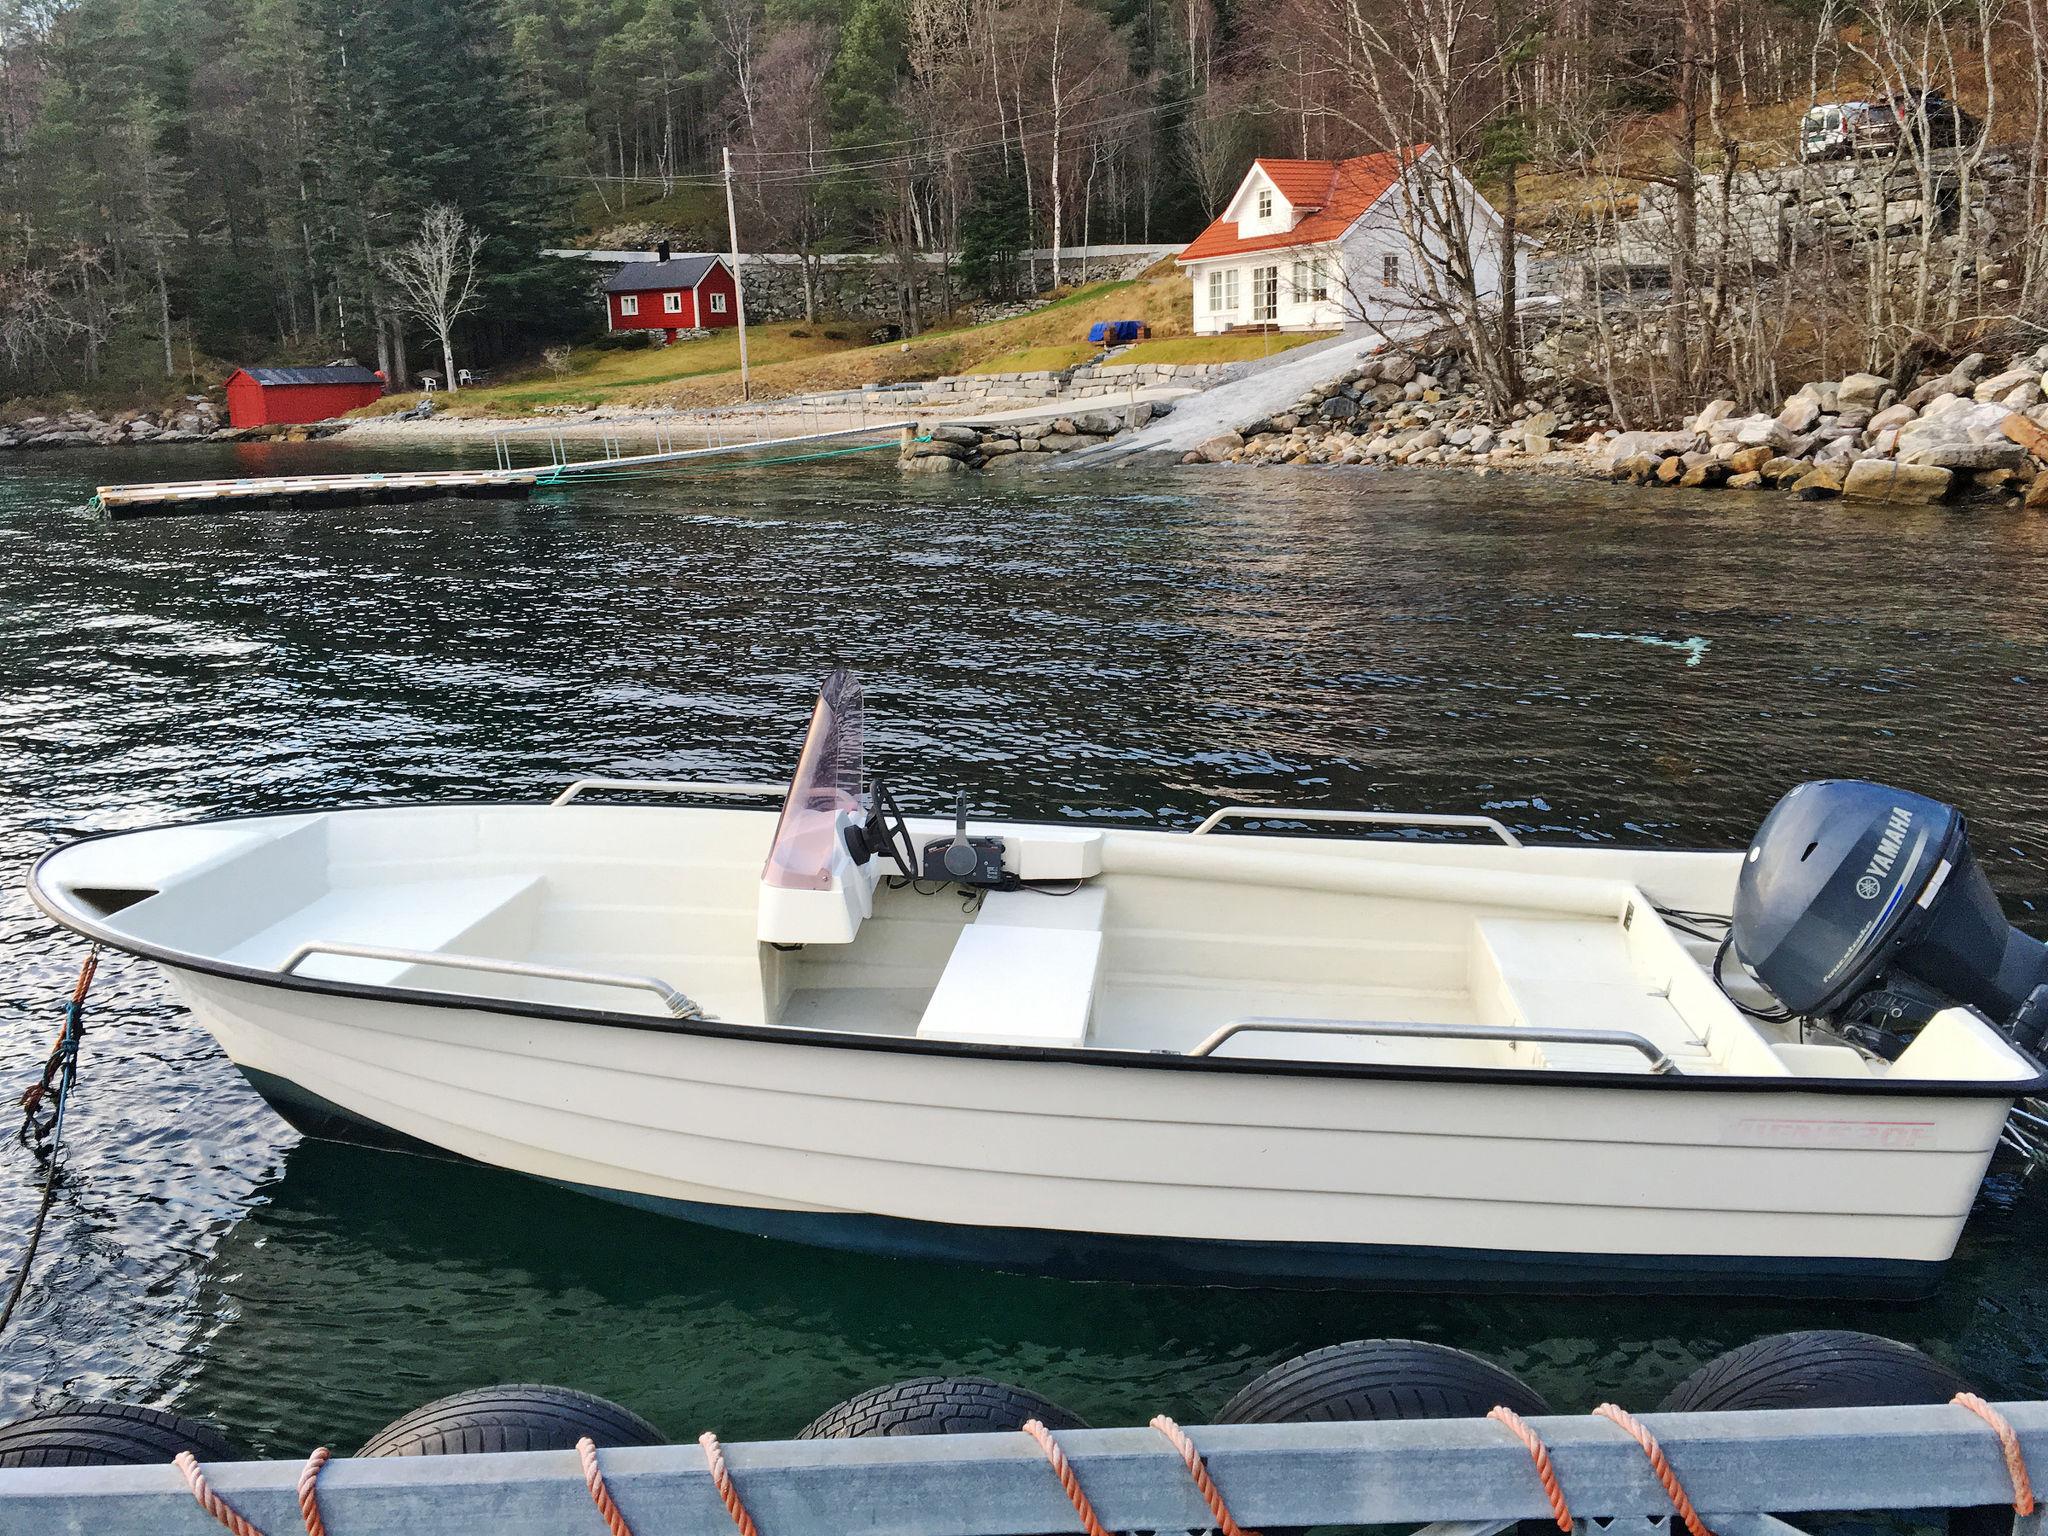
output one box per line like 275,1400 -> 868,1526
380,205 -> 485,392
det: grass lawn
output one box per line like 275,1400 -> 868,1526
962,343 -> 1099,374
1116,331 -> 1332,365
361,266 -> 1202,418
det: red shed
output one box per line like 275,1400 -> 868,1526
226,364 -> 386,427
603,255 -> 739,337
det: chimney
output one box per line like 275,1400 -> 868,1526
657,239 -> 671,262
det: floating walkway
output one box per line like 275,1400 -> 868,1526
91,420 -> 918,519
0,1402 -> 2041,1536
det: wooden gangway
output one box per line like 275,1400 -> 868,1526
91,420 -> 918,519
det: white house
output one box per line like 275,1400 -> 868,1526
1178,148 -> 1522,336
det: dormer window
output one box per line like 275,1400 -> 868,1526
1257,189 -> 1273,219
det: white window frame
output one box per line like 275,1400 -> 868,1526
663,291 -> 684,314
619,294 -> 639,316
708,291 -> 728,314
1257,188 -> 1273,219
1251,265 -> 1279,322
1309,256 -> 1330,301
1206,267 -> 1240,313
1381,253 -> 1401,287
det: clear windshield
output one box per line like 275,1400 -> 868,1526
762,670 -> 866,891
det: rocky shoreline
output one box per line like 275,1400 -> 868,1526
1172,341 -> 2048,508
0,400 -> 365,450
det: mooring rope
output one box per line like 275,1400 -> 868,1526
533,436 -> 912,486
1488,1405 -> 1573,1531
1952,1393 -> 2038,1515
0,947 -> 100,1337
296,1446 -> 330,1536
1592,1403 -> 1713,1536
1150,1415 -> 1261,1536
577,1436 -> 638,1536
176,1451 -> 269,1536
700,1430 -> 762,1536
1020,1419 -> 1113,1536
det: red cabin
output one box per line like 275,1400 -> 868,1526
225,365 -> 386,428
603,255 -> 739,338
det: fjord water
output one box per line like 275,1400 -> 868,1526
5,440 -> 2048,1455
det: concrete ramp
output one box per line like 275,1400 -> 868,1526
1056,326 -> 1395,467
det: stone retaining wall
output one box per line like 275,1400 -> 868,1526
900,402 -> 1169,474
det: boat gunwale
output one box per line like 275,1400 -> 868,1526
29,801 -> 2048,1102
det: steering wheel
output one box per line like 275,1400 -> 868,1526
869,777 -> 920,877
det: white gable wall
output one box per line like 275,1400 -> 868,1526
1220,165 -> 1299,240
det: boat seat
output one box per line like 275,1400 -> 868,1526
221,874 -> 546,988
917,886 -> 1106,1048
1471,916 -> 1713,1075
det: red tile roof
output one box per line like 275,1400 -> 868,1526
1178,148 -> 1428,263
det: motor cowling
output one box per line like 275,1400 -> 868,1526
1730,780 -> 2048,1046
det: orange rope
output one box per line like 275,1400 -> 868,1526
1953,1393 -> 2037,1516
1489,1405 -> 1572,1532
296,1447 -> 329,1536
1150,1415 -> 1262,1536
1021,1418 -> 1113,1536
579,1436 -> 637,1536
700,1430 -> 762,1536
176,1450 -> 269,1536
1593,1404 -> 1713,1536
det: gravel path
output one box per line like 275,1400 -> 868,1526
1056,325 -> 1406,466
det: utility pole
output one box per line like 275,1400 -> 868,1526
722,145 -> 752,402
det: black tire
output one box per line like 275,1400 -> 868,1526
0,1402 -> 239,1468
1659,1332 -> 1996,1536
1219,1339 -> 1550,1424
1658,1330 -> 1974,1412
356,1385 -> 665,1457
798,1377 -> 1087,1439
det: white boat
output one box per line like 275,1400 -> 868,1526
28,674 -> 2047,1295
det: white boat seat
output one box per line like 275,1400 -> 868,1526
917,886 -> 1106,1048
221,874 -> 546,988
1471,916 -> 1713,1074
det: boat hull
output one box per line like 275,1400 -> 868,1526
181,966 -> 2005,1297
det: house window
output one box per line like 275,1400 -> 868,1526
1252,265 -> 1279,322
709,291 -> 728,313
1207,268 -> 1240,313
1310,257 -> 1330,301
664,291 -> 684,313
1257,189 -> 1273,219
620,294 -> 639,316
1381,253 -> 1401,287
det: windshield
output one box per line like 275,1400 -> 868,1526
762,670 -> 866,891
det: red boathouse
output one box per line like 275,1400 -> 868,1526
225,365 -> 386,428
603,255 -> 739,338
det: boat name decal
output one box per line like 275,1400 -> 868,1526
1856,807 -> 1914,900
1730,1116 -> 1935,1148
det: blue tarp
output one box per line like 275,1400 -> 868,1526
1088,320 -> 1147,343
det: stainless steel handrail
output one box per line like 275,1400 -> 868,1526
1187,1017 -> 1676,1073
1191,806 -> 1524,847
280,942 -> 708,1020
551,778 -> 787,807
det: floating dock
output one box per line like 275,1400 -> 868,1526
91,420 -> 918,518
0,1402 -> 2039,1536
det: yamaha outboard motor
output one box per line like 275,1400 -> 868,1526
1730,781 -> 2048,1050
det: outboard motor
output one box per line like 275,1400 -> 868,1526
1731,780 -> 2048,1051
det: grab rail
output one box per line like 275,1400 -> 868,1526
1191,807 -> 1523,847
280,942 -> 708,1020
551,777 -> 787,807
1187,1017 -> 1676,1073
